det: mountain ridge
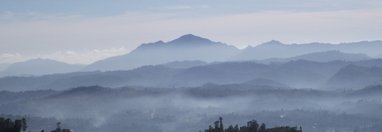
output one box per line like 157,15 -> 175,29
257,50 -> 371,63
234,40 -> 382,61
0,58 -> 84,77
84,34 -> 240,71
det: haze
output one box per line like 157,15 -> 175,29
1,0 -> 382,64
1,1 -> 382,132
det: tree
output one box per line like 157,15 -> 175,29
234,124 -> 239,132
226,125 -> 235,132
247,120 -> 259,132
259,123 -> 266,132
204,117 -> 302,132
21,118 -> 27,132
219,117 -> 224,132
0,117 -> 26,132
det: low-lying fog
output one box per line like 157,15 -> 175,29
1,84 -> 382,132
1,57 -> 382,132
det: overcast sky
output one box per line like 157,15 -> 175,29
1,0 -> 382,64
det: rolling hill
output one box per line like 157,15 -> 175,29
0,59 -> 84,77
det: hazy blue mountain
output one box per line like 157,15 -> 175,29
352,59 -> 382,68
0,63 -> 10,71
49,85 -> 118,99
3,59 -> 382,91
0,90 -> 56,105
233,40 -> 382,60
254,60 -> 348,88
0,60 -> 317,91
161,60 -> 207,69
0,65 -> 181,91
82,36 -> 380,71
170,61 -> 272,87
325,65 -> 382,90
0,58 -> 84,77
259,50 -> 371,63
84,34 -> 239,71
157,60 -> 348,88
168,59 -> 377,88
291,50 -> 371,62
186,78 -> 291,98
242,78 -> 289,88
0,60 -> 343,90
349,85 -> 382,97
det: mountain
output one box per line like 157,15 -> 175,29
242,78 -> 289,88
84,34 -> 240,71
259,50 -> 371,63
0,65 -> 181,91
0,58 -> 84,77
161,60 -> 207,69
3,59 -> 382,91
233,40 -> 382,60
290,50 -> 371,62
0,60 -> 340,90
350,85 -> 382,97
169,60 -> 347,88
51,85 -> 114,98
325,65 -> 382,90
353,59 -> 382,68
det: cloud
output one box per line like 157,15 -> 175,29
0,53 -> 31,64
44,48 -> 129,64
0,47 -> 129,64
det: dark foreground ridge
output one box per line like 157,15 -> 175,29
0,117 -> 27,132
2,116 -> 302,132
0,117 -> 71,132
203,117 -> 302,132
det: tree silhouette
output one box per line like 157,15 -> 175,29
259,123 -> 266,132
203,117 -> 302,132
0,117 -> 27,132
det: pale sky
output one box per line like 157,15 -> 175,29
0,0 -> 382,64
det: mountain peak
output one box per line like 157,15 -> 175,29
169,34 -> 213,44
260,40 -> 284,46
179,34 -> 204,40
136,34 -> 215,50
259,40 -> 284,46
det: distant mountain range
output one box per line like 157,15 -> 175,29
83,34 -> 381,71
257,50 -> 371,63
161,60 -> 207,69
83,34 -> 239,71
349,85 -> 382,97
0,34 -> 381,91
2,34 -> 381,76
234,40 -> 382,60
0,59 -> 84,77
325,65 -> 382,90
2,35 -> 382,132
2,59 -> 382,91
